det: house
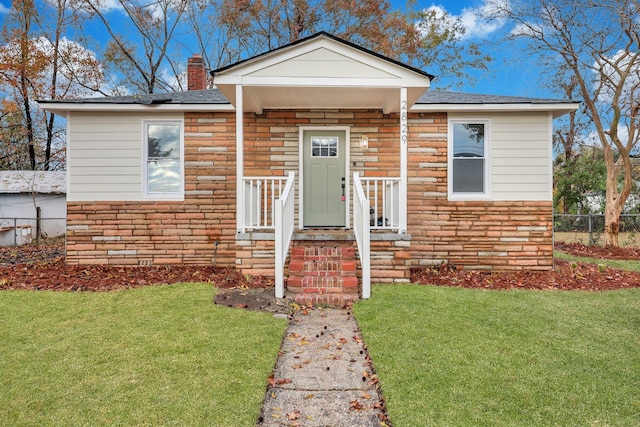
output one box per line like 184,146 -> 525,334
39,32 -> 578,302
0,171 -> 66,246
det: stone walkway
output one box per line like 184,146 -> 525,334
257,308 -> 389,426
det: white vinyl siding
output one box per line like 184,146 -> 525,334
247,48 -> 398,79
449,112 -> 552,201
67,112 -> 183,201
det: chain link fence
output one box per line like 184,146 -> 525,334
0,217 -> 66,246
554,214 -> 640,246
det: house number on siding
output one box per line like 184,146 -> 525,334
401,99 -> 408,145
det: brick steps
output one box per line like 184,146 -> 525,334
286,243 -> 360,307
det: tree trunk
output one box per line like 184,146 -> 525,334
603,175 -> 622,246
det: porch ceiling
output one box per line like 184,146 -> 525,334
215,85 -> 427,114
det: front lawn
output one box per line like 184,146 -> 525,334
0,283 -> 288,426
355,285 -> 640,426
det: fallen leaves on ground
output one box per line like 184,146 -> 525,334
411,259 -> 640,291
2,240 -> 640,292
0,242 -> 273,291
409,240 -> 640,291
555,241 -> 640,260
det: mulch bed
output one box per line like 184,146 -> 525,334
411,241 -> 640,291
554,241 -> 640,260
0,241 -> 270,291
1,240 -> 639,293
410,259 -> 640,291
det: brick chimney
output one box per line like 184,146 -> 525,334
187,54 -> 207,91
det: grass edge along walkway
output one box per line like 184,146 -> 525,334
354,284 -> 640,427
0,283 -> 288,426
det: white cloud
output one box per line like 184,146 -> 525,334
594,49 -> 640,105
93,0 -> 124,12
424,1 -> 509,40
459,1 -> 509,39
0,3 -> 10,14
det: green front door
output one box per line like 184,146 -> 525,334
303,130 -> 346,227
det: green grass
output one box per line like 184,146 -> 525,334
0,283 -> 288,426
355,285 -> 640,427
555,250 -> 640,272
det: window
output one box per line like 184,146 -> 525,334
449,120 -> 490,198
311,136 -> 338,157
144,121 -> 183,196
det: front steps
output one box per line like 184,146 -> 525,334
286,242 -> 360,307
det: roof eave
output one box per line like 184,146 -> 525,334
39,102 -> 235,115
411,102 -> 580,118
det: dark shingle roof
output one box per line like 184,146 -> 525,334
41,88 -> 576,106
38,89 -> 229,105
417,90 -> 577,105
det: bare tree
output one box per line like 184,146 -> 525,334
487,0 -> 640,246
72,0 -> 190,94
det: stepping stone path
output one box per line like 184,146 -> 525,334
257,308 -> 389,426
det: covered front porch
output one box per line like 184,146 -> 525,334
211,33 -> 432,300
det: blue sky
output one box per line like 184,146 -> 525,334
0,0 -> 552,99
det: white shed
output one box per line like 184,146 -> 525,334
0,171 -> 66,246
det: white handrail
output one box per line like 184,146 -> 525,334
359,177 -> 401,232
274,172 -> 296,298
353,172 -> 371,299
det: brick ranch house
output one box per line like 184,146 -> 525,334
40,32 -> 578,303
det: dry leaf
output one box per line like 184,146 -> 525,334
349,400 -> 364,411
287,410 -> 301,420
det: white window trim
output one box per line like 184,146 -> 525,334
142,120 -> 185,200
447,118 -> 492,201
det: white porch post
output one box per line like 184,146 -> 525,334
399,87 -> 408,233
236,84 -> 244,233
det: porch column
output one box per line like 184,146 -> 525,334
399,87 -> 408,233
236,84 -> 244,233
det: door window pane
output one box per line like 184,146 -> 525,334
311,137 -> 338,157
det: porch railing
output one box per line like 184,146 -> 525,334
242,176 -> 288,231
274,172 -> 296,298
359,177 -> 401,232
353,173 -> 371,299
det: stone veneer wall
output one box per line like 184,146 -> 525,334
66,109 -> 552,272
